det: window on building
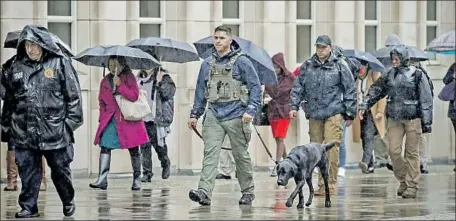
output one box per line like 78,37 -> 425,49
365,0 -> 377,21
139,0 -> 163,38
297,0 -> 311,20
223,0 -> 239,19
364,0 -> 379,52
296,0 -> 313,63
296,25 -> 312,63
426,0 -> 438,60
222,0 -> 242,36
365,26 -> 377,53
47,0 -> 74,49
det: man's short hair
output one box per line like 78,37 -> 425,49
214,25 -> 232,36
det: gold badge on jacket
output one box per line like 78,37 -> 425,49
44,68 -> 54,79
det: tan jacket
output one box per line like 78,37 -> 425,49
352,71 -> 387,143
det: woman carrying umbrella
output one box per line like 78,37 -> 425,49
90,56 -> 149,191
442,62 -> 456,172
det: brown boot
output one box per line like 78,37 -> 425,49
329,184 -> 337,195
314,185 -> 325,196
40,158 -> 47,191
4,151 -> 18,191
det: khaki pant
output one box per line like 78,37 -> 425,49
386,118 -> 422,188
309,114 -> 343,185
199,110 -> 254,197
218,137 -> 236,176
419,133 -> 428,169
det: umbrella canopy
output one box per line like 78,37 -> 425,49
193,36 -> 277,85
342,49 -> 386,72
372,45 -> 429,62
73,45 -> 161,70
425,30 -> 455,54
384,34 -> 402,47
126,37 -> 200,63
4,30 -> 74,57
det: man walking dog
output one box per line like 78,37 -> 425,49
289,35 -> 356,196
187,25 -> 261,205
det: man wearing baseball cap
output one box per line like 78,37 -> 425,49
289,35 -> 356,196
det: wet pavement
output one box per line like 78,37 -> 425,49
1,165 -> 455,220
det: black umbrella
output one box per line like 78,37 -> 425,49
342,49 -> 386,72
4,30 -> 74,58
372,45 -> 429,62
126,37 -> 200,63
73,45 -> 161,70
193,36 -> 277,85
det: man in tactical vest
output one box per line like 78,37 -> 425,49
187,25 -> 262,206
358,46 -> 433,199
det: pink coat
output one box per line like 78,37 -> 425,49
94,70 -> 149,149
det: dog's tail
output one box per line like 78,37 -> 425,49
323,141 -> 339,152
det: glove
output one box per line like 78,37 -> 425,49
422,125 -> 432,133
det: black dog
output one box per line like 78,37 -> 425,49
276,142 -> 337,208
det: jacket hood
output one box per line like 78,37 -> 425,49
332,45 -> 344,57
16,25 -> 64,59
390,46 -> 410,67
211,41 -> 242,58
385,34 -> 402,47
272,52 -> 292,76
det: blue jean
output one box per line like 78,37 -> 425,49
339,120 -> 347,168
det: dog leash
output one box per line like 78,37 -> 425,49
253,125 -> 279,165
191,125 -> 232,151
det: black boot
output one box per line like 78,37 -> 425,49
15,210 -> 40,218
155,144 -> 171,179
129,148 -> 141,191
89,149 -> 111,190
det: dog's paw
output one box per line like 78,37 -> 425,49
305,201 -> 312,207
325,200 -> 331,208
285,200 -> 293,208
297,203 -> 304,209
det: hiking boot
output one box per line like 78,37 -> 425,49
239,193 -> 255,205
396,182 -> 407,196
189,189 -> 211,206
401,188 -> 417,199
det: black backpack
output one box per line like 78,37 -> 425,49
414,64 -> 434,97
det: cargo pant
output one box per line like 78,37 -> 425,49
386,118 -> 421,189
199,110 -> 254,198
218,137 -> 236,176
309,114 -> 343,186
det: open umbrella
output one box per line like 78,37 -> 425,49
425,30 -> 455,55
4,30 -> 74,57
372,45 -> 429,62
193,36 -> 277,85
126,37 -> 200,63
73,45 -> 161,70
342,49 -> 386,72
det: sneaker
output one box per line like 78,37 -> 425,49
338,168 -> 345,177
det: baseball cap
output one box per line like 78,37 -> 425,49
315,35 -> 332,46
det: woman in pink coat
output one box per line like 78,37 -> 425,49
89,57 -> 149,191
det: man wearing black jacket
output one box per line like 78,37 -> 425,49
1,25 -> 83,218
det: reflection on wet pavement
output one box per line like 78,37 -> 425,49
1,166 -> 454,220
